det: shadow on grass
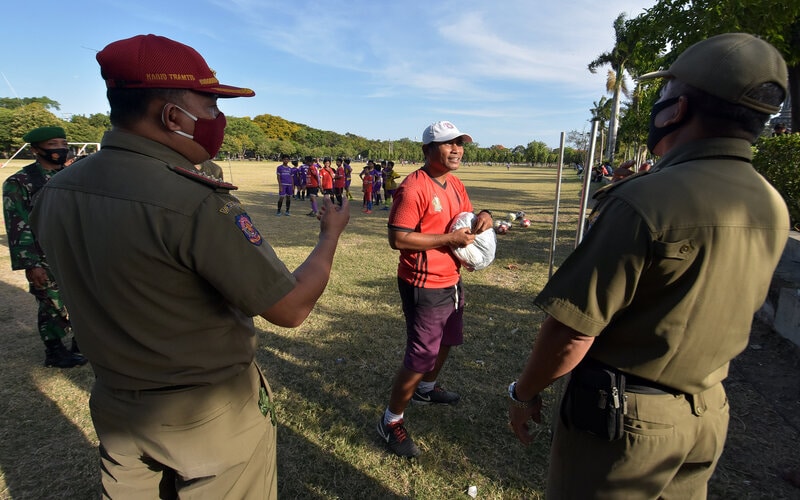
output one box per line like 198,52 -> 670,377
0,279 -> 99,498
256,274 -> 552,496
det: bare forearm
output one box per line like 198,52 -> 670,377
514,315 -> 595,401
390,231 -> 455,251
260,233 -> 339,327
261,198 -> 349,327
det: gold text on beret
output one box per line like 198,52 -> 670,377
145,73 -> 198,82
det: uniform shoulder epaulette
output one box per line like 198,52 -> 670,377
168,164 -> 238,190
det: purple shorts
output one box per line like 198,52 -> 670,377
279,184 -> 293,197
398,277 -> 464,373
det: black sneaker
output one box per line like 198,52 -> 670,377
377,418 -> 420,458
411,384 -> 460,405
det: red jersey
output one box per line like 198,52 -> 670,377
388,168 -> 473,288
334,166 -> 346,188
307,164 -> 320,188
320,167 -> 334,190
363,173 -> 374,193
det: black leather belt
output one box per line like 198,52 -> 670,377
141,384 -> 197,392
582,357 -> 683,396
624,373 -> 683,396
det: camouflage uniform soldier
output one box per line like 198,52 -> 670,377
2,126 -> 86,368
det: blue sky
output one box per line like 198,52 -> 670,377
1,0 -> 656,149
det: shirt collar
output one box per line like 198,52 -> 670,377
100,129 -> 197,170
654,137 -> 753,171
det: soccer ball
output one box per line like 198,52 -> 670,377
515,210 -> 526,220
521,219 -> 531,228
496,221 -> 511,234
493,219 -> 504,229
507,212 -> 517,222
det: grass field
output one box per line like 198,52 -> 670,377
0,158 -> 796,499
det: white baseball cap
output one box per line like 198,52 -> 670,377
422,121 -> 473,145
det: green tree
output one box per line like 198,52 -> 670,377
0,107 -> 14,156
617,83 -> 660,163
87,113 -> 111,130
629,0 -> 800,132
752,134 -> 800,225
253,114 -> 301,140
65,114 -> 105,143
588,13 -> 638,162
0,104 -> 61,155
0,96 -> 61,111
221,116 -> 265,158
589,97 -> 612,160
525,140 -> 550,165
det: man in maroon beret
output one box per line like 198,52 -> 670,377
31,34 -> 349,498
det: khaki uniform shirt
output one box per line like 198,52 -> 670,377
536,138 -> 789,393
31,130 -> 296,390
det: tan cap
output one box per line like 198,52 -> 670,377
640,33 -> 787,114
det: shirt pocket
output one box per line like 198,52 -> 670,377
652,239 -> 696,260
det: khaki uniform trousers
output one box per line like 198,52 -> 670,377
90,363 -> 276,499
547,383 -> 729,499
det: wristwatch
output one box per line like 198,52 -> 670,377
508,381 -> 541,408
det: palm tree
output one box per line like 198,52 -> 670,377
590,96 -> 612,161
588,13 -> 634,162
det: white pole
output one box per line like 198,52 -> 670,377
575,120 -> 600,247
1,143 -> 30,168
548,132 -> 566,279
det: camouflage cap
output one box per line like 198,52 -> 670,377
640,33 -> 788,114
23,126 -> 66,144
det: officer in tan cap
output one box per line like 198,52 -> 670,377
508,33 -> 790,498
2,126 -> 87,368
31,34 -> 349,498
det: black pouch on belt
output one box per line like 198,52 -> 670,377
561,360 -> 627,441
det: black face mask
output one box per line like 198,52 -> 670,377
647,96 -> 688,154
37,147 -> 69,165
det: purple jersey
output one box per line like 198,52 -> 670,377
277,164 -> 293,185
298,164 -> 309,185
371,168 -> 383,189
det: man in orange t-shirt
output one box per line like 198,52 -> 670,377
376,121 -> 493,458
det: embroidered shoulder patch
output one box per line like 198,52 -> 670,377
235,213 -> 263,246
219,201 -> 240,214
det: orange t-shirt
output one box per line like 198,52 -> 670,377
388,168 -> 473,288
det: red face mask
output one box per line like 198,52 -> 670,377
168,104 -> 227,158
